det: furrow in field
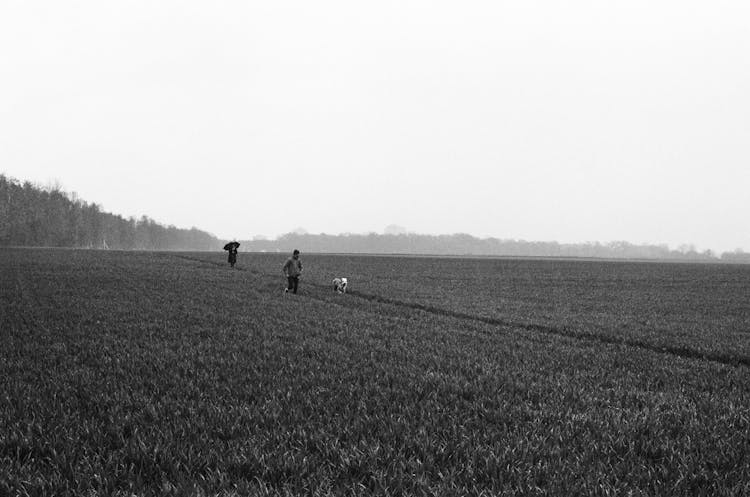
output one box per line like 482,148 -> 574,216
170,253 -> 750,368
342,290 -> 750,369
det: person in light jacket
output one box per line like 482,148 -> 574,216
282,249 -> 303,294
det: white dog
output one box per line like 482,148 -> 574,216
332,277 -> 348,293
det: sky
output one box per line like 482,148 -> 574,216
1,1 -> 749,253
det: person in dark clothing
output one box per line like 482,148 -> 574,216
223,241 -> 240,268
282,249 -> 302,294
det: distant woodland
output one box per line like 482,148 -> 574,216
243,233 -> 750,262
2,173 -> 749,262
0,174 -> 218,250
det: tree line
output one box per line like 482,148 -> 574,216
3,172 -> 748,262
243,233 -> 750,263
0,174 -> 219,250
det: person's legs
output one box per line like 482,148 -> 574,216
286,276 -> 295,292
292,276 -> 299,294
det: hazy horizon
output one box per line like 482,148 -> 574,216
2,1 -> 748,253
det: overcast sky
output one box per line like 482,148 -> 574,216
1,1 -> 748,252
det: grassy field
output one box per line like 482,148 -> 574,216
1,248 -> 749,496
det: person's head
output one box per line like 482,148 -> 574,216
293,249 -> 300,259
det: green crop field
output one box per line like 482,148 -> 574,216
1,248 -> 749,496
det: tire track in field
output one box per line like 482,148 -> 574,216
343,290 -> 750,369
171,254 -> 750,368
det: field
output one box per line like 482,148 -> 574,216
1,248 -> 749,496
